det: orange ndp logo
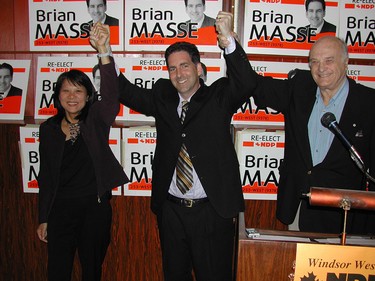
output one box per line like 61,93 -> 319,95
260,0 -> 281,3
243,141 -> 284,148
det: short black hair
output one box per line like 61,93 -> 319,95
0,63 -> 14,78
86,0 -> 107,8
184,0 -> 205,7
165,41 -> 201,67
305,0 -> 326,12
53,69 -> 95,122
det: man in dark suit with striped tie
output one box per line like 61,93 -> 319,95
90,10 -> 255,280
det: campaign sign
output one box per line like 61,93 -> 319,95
243,0 -> 339,56
19,126 -> 40,193
339,0 -> 375,59
122,127 -> 156,196
124,0 -> 223,52
0,60 -> 30,121
29,0 -> 124,51
294,243 -> 375,281
347,64 -> 375,90
236,129 -> 284,200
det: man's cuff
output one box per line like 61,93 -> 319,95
224,36 -> 236,55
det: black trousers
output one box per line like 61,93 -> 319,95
157,199 -> 236,281
47,195 -> 112,281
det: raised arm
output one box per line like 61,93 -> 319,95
89,22 -> 120,124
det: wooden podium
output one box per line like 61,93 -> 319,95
236,213 -> 340,281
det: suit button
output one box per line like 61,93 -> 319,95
182,133 -> 186,138
307,170 -> 312,175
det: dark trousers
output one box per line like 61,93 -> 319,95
47,195 -> 112,281
157,199 -> 236,281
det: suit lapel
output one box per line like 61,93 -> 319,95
181,83 -> 206,126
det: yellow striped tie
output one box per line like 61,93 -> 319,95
176,101 -> 193,194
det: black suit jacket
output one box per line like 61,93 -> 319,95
38,60 -> 128,223
7,85 -> 23,97
301,20 -> 336,36
118,42 -> 256,218
180,14 -> 216,33
251,69 -> 375,234
88,14 -> 119,26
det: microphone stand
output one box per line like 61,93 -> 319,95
349,149 -> 375,185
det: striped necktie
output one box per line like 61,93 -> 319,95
176,101 -> 193,194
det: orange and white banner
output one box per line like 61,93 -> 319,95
243,0 -> 339,56
29,0 -> 123,51
122,127 -> 156,196
0,60 -> 30,121
125,0 -> 223,52
235,129 -> 284,200
19,126 -> 40,193
347,64 -> 375,89
339,0 -> 375,59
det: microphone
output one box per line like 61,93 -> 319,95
321,112 -> 365,172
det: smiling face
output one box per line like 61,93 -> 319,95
167,50 -> 202,100
59,80 -> 89,120
186,0 -> 205,23
306,1 -> 325,28
88,0 -> 107,23
309,37 -> 348,96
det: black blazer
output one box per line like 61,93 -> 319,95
7,85 -> 23,97
251,69 -> 375,234
301,20 -> 336,36
38,60 -> 129,223
88,14 -> 119,26
118,41 -> 256,218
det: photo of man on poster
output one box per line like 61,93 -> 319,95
0,62 -> 23,114
86,0 -> 119,26
301,0 -> 336,36
182,0 -> 216,31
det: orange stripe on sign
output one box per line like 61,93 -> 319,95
282,0 -> 305,5
13,68 -> 26,73
325,1 -> 338,7
345,3 -> 355,8
133,66 -> 142,71
276,142 -> 285,148
264,72 -> 288,79
243,141 -> 254,147
41,68 -> 50,73
358,76 -> 375,82
25,138 -> 35,143
207,66 -> 221,72
128,138 -> 138,144
74,68 -> 92,73
109,139 -> 117,145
